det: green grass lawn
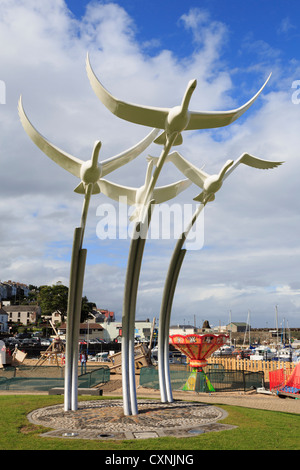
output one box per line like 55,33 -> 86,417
0,394 -> 299,450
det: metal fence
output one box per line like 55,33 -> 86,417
206,368 -> 264,392
0,365 -> 110,391
139,364 -> 264,393
209,357 -> 295,382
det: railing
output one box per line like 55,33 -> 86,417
0,365 -> 110,391
78,366 -> 110,388
139,365 -> 264,393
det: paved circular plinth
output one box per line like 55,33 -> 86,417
28,399 -> 235,440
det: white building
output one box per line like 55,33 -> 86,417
0,305 -> 8,333
95,319 -> 154,343
134,320 -> 153,342
169,325 -> 198,336
58,323 -> 104,342
100,322 -> 122,342
3,305 -> 41,326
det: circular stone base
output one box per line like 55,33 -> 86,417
28,399 -> 235,440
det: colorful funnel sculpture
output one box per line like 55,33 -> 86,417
169,333 -> 228,392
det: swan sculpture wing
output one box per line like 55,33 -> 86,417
155,151 -> 209,188
152,150 -> 283,189
97,179 -> 138,206
18,96 -> 82,178
86,54 -> 169,129
153,179 -> 192,203
156,149 -> 283,204
186,74 -> 271,130
223,152 -> 284,180
99,177 -> 191,205
101,128 -> 160,176
87,53 -> 271,134
19,97 -> 160,185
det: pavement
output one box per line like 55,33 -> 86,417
105,375 -> 300,415
138,388 -> 300,414
28,398 -> 236,440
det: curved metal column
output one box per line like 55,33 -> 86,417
158,236 -> 186,403
64,184 -> 92,411
71,247 -> 87,411
122,225 -> 140,416
128,235 -> 144,415
158,203 -> 205,403
64,227 -> 87,411
64,227 -> 83,411
162,248 -> 186,403
122,201 -> 154,415
121,133 -> 178,416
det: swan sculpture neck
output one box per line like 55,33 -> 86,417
92,141 -> 101,167
80,141 -> 102,184
181,79 -> 197,113
145,159 -> 154,187
166,80 -> 197,139
218,160 -> 234,180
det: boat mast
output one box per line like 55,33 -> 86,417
229,310 -> 232,346
243,310 -> 251,348
248,310 -> 251,347
275,305 -> 279,348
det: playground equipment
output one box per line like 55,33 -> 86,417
34,321 -> 65,368
169,333 -> 228,392
108,343 -> 151,374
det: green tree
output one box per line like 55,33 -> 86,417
80,296 -> 91,323
38,284 -> 69,321
37,285 -> 93,323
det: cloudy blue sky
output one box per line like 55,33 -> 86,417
1,0 -> 300,329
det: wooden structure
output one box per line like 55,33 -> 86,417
34,337 -> 65,367
11,347 -> 27,365
109,343 -> 151,374
34,321 -> 65,367
209,357 -> 296,383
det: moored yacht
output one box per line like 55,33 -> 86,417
250,345 -> 276,361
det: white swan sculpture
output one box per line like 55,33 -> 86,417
154,152 -> 283,405
18,96 -> 160,197
99,159 -> 191,221
148,151 -> 283,204
18,96 -> 160,412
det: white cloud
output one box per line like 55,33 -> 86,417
0,1 -> 299,328
277,17 -> 296,35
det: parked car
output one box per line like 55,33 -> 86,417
15,333 -> 32,340
40,338 -> 52,346
90,352 -> 111,362
19,338 -> 39,347
4,337 -> 20,348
